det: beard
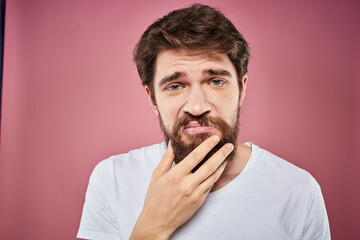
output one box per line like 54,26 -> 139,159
159,106 -> 240,172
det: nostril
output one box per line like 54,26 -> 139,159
183,101 -> 211,117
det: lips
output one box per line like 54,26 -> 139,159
183,121 -> 215,135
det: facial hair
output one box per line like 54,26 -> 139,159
159,106 -> 240,172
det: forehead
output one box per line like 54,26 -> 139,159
154,49 -> 236,83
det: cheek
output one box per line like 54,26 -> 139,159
212,92 -> 239,116
157,100 -> 182,128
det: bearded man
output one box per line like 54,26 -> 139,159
77,4 -> 330,240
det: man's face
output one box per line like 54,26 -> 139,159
147,49 -> 247,166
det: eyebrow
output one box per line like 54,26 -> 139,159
158,69 -> 232,87
204,69 -> 232,77
158,72 -> 185,87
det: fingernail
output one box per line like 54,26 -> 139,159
213,135 -> 220,143
227,144 -> 234,152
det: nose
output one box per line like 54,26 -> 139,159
183,85 -> 211,116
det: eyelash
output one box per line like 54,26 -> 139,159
165,79 -> 226,91
209,79 -> 226,86
166,84 -> 183,91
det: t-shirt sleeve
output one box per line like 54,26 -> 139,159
77,159 -> 119,240
301,177 -> 331,240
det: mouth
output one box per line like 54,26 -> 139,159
183,121 -> 216,135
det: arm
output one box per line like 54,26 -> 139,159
77,159 -> 119,240
301,178 -> 331,240
130,135 -> 233,240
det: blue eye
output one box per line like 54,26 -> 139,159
167,84 -> 182,91
210,79 -> 225,86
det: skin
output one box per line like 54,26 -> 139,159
130,49 -> 251,239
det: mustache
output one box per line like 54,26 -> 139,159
170,112 -> 238,170
176,113 -> 218,129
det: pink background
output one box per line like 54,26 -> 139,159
0,0 -> 359,239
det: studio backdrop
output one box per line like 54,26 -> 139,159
0,0 -> 359,239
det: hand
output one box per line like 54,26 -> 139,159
130,135 -> 234,240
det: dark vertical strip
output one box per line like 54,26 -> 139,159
0,0 -> 5,128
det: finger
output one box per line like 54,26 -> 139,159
174,135 -> 221,175
198,161 -> 227,193
191,143 -> 233,185
153,141 -> 174,179
194,181 -> 213,209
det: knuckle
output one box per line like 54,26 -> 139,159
205,139 -> 213,147
214,169 -> 223,181
151,170 -> 160,179
221,147 -> 230,158
169,173 -> 180,184
191,151 -> 201,161
188,192 -> 199,204
208,168 -> 222,183
205,164 -> 217,173
180,183 -> 192,196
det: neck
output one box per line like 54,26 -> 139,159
210,141 -> 251,192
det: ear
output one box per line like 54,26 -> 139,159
239,75 -> 248,106
145,86 -> 159,116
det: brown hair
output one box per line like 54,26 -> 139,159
133,4 -> 250,100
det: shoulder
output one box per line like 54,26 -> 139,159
90,142 -> 167,182
247,143 -> 330,238
248,143 -> 319,192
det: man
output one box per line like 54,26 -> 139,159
78,4 -> 330,240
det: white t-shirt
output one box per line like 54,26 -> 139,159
77,142 -> 330,240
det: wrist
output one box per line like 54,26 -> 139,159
130,214 -> 174,240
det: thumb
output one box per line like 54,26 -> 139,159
153,141 -> 174,178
